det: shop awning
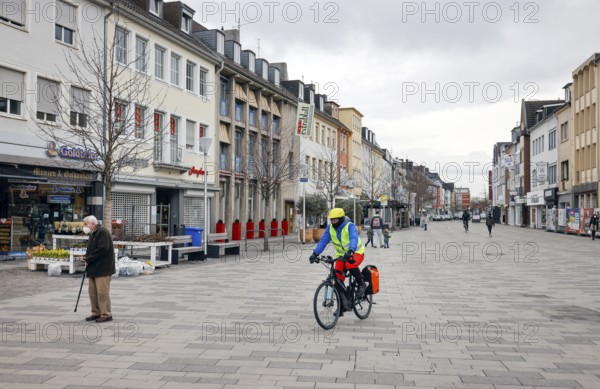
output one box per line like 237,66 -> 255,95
260,95 -> 270,111
0,165 -> 47,181
271,100 -> 281,117
235,84 -> 247,102
248,90 -> 258,108
219,124 -> 231,144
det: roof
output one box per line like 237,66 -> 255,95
572,52 -> 600,76
521,100 -> 564,133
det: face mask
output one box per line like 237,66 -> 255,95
331,219 -> 341,228
83,226 -> 91,234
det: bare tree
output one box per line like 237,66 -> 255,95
313,144 -> 356,209
244,120 -> 300,250
34,26 -> 166,232
403,165 -> 435,215
362,148 -> 389,210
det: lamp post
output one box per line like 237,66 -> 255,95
198,138 -> 213,257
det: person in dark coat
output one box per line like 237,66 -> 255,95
81,215 -> 115,323
590,213 -> 599,241
486,212 -> 495,237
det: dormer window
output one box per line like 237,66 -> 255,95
233,43 -> 241,64
248,52 -> 255,72
181,12 -> 192,33
273,68 -> 280,86
217,33 -> 225,55
309,90 -> 314,104
261,61 -> 268,80
149,0 -> 162,16
319,96 -> 324,110
298,86 -> 304,101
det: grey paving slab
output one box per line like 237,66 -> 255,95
0,225 -> 600,388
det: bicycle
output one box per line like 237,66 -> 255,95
311,255 -> 373,330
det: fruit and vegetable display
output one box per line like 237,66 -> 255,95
26,245 -> 70,261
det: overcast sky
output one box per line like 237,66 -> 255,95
188,0 -> 600,196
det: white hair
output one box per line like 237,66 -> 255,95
83,215 -> 98,226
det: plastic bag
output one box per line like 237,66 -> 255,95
48,263 -> 62,277
126,263 -> 142,276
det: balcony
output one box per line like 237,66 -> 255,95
153,143 -> 191,173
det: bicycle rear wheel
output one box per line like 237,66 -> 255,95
313,281 -> 341,330
353,293 -> 373,319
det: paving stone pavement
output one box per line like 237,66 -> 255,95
0,222 -> 599,388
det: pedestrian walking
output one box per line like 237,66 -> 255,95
486,212 -> 495,237
422,213 -> 429,231
383,228 -> 391,248
590,213 -> 599,241
81,215 -> 115,323
365,228 -> 375,247
371,212 -> 385,248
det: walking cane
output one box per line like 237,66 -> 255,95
74,269 -> 86,312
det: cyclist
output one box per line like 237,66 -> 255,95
309,208 -> 367,300
462,209 -> 470,231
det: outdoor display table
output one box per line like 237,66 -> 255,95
52,234 -> 89,249
113,241 -> 172,268
28,248 -> 118,274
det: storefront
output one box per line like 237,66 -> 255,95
544,188 -> 558,231
0,164 -> 97,250
527,190 -> 545,229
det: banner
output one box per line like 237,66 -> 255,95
503,154 -> 513,168
296,102 -> 314,136
566,208 -> 581,234
546,207 -> 556,232
557,208 -> 566,227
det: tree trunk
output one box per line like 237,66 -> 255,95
103,177 -> 112,235
263,194 -> 271,251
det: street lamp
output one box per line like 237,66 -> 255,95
198,138 -> 213,257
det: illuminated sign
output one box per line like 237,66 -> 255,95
46,141 -> 99,160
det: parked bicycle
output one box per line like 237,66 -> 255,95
311,255 -> 374,330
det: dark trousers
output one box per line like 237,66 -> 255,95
365,237 -> 374,247
487,225 -> 493,235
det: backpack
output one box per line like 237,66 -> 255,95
371,217 -> 381,228
361,265 -> 379,295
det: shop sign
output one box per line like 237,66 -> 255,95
33,168 -> 94,182
9,184 -> 37,199
46,141 -> 99,161
48,195 -> 72,204
52,185 -> 83,194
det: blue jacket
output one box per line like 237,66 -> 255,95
313,217 -> 359,255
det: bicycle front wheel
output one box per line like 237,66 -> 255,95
313,281 -> 341,330
353,293 -> 373,319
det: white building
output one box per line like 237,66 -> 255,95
527,103 -> 562,229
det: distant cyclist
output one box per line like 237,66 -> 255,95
309,208 -> 367,300
462,210 -> 470,231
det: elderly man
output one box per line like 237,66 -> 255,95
81,215 -> 115,323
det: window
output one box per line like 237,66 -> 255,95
314,123 -> 319,142
153,111 -> 164,161
235,100 -> 244,122
261,62 -> 268,80
115,27 -> 128,64
186,61 -> 195,92
549,128 -> 556,150
134,105 -> 145,138
321,128 -> 325,145
55,1 -> 76,45
114,99 -> 127,133
135,36 -> 147,72
233,44 -> 241,64
36,78 -> 59,122
248,107 -> 257,126
170,115 -> 180,162
149,0 -> 162,16
248,52 -> 255,72
299,85 -> 304,101
560,122 -> 569,142
186,120 -> 195,150
327,129 -> 330,147
217,33 -> 224,54
220,77 -> 228,115
234,131 -> 243,173
248,134 -> 256,174
220,144 -> 229,170
199,67 -> 208,97
70,87 -> 89,128
198,123 -> 206,139
0,66 -> 24,116
170,54 -> 180,86
272,116 -> 280,134
0,0 -> 25,27
561,160 -> 569,181
154,46 -> 165,79
548,164 -> 557,185
261,111 -> 268,130
181,13 -> 192,33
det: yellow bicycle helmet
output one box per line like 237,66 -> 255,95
328,208 -> 345,219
